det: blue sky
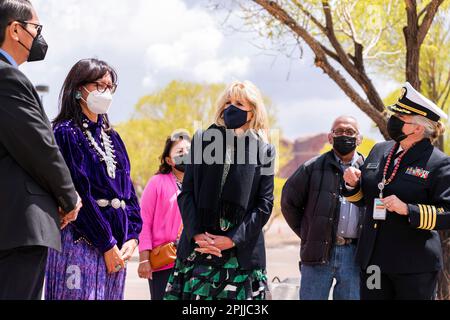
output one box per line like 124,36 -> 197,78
21,0 -> 397,142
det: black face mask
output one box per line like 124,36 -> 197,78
18,26 -> 48,62
173,155 -> 187,173
333,136 -> 357,156
224,104 -> 249,129
387,116 -> 414,142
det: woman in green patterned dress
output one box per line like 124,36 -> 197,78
164,80 -> 276,300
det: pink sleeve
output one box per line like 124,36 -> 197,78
138,175 -> 159,252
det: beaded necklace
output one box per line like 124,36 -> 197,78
377,143 -> 407,198
83,126 -> 117,179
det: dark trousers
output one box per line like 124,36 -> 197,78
360,270 -> 438,300
149,268 -> 173,300
0,246 -> 48,300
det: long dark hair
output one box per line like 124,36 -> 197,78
157,131 -> 191,175
53,58 -> 118,130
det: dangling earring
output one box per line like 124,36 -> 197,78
75,91 -> 82,100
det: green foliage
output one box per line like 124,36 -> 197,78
243,0 -> 450,148
134,81 -> 225,127
419,13 -> 450,115
116,80 -> 279,196
115,118 -> 164,194
250,1 -> 448,80
116,81 -> 225,194
278,139 -> 294,171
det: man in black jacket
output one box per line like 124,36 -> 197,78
0,0 -> 81,300
281,116 -> 364,300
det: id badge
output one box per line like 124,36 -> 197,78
373,198 -> 387,220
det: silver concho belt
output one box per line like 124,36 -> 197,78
96,198 -> 126,210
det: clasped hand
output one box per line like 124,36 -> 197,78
194,232 -> 235,257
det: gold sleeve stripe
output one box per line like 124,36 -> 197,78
418,205 -> 438,230
346,189 -> 363,203
426,205 -> 434,230
429,205 -> 437,230
418,204 -> 424,229
422,205 -> 429,230
425,206 -> 433,230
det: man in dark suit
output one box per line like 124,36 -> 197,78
0,0 -> 82,300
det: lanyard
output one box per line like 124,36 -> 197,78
378,143 -> 407,198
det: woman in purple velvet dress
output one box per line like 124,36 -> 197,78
45,59 -> 142,300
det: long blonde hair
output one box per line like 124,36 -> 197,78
214,80 -> 269,141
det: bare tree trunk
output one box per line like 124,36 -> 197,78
404,0 -> 421,89
404,0 -> 445,90
252,0 -> 390,139
405,36 -> 421,89
250,0 -> 448,299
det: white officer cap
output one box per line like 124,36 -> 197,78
387,82 -> 447,122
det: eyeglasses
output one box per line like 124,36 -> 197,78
17,20 -> 43,35
89,81 -> 118,94
332,129 -> 358,137
7,20 -> 43,35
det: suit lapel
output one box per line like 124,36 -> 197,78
0,52 -> 48,123
379,141 -> 396,173
383,141 -> 396,159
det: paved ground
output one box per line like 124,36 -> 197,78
124,218 -> 301,300
41,219 -> 334,300
124,244 -> 300,300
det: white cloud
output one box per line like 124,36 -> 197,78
19,0 -> 389,141
22,0 -> 250,121
193,57 -> 250,83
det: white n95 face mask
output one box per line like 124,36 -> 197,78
82,86 -> 113,115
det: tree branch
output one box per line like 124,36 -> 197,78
404,0 -> 420,88
291,0 -> 327,35
418,0 -> 445,45
366,50 -> 402,60
440,71 -> 450,109
251,0 -> 388,137
437,70 -> 450,102
418,1 -> 433,20
320,44 -> 340,63
341,1 -> 359,43
321,0 -> 385,111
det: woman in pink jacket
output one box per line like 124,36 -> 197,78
137,131 -> 191,300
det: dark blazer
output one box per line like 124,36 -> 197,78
281,151 -> 365,265
0,53 -> 78,251
345,139 -> 450,273
177,129 -> 275,270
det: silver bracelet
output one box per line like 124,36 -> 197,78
139,260 -> 150,264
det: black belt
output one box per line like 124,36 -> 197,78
335,236 -> 356,246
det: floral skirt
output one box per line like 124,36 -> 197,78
163,250 -> 267,300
